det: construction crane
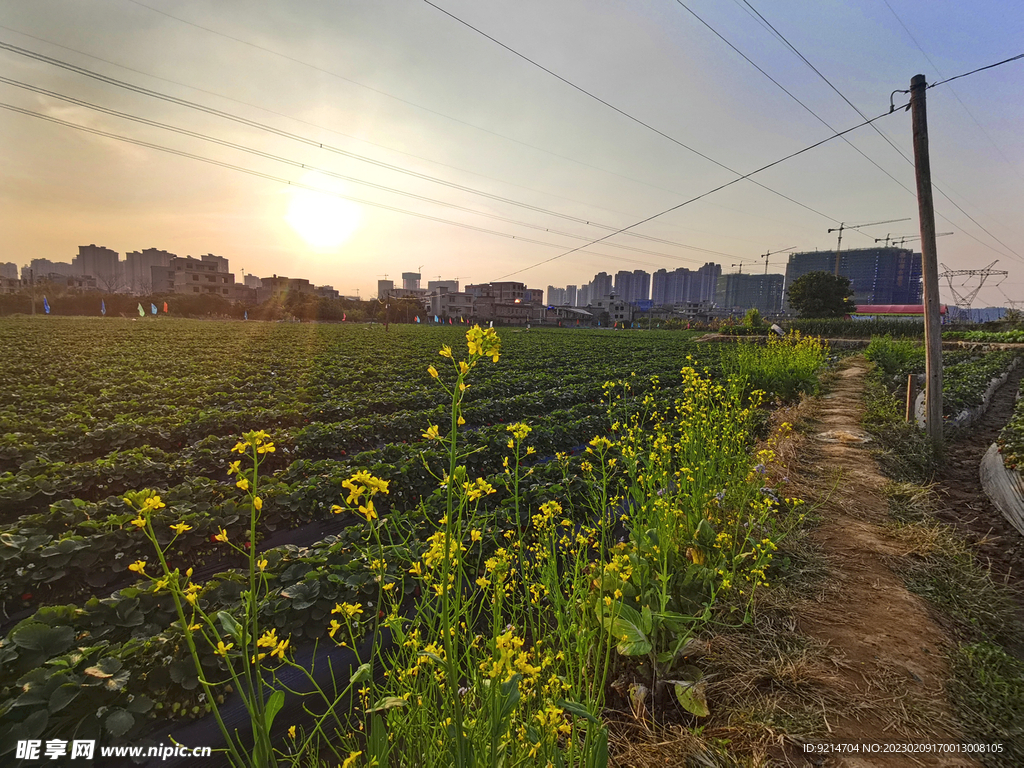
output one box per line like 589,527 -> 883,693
731,261 -> 755,274
828,217 -> 911,274
761,246 -> 796,274
875,232 -> 953,247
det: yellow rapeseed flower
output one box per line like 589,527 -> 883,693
227,460 -> 241,476
271,638 -> 290,659
169,523 -> 192,536
422,424 -> 440,441
253,496 -> 263,511
329,619 -> 342,638
287,725 -> 296,739
215,640 -> 233,657
439,345 -> 453,359
257,558 -> 268,571
342,752 -> 362,768
236,477 -> 250,491
128,560 -> 146,574
427,365 -> 439,378
214,527 -> 229,542
129,516 -> 146,529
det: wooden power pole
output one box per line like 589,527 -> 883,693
910,74 -> 943,444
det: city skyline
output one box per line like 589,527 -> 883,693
2,1 -> 1022,306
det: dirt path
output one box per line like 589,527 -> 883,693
791,358 -> 979,767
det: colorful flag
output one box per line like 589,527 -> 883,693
151,303 -> 157,315
343,312 -> 347,322
43,296 -> 50,314
101,300 -> 106,316
459,316 -> 464,323
163,302 -> 168,313
138,303 -> 145,317
434,315 -> 439,323
448,317 -> 453,324
489,321 -> 494,328
244,310 -> 248,320
415,316 -> 420,323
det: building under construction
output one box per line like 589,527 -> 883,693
784,247 -> 922,306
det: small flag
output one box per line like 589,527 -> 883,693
43,296 -> 50,314
576,319 -> 579,326
101,300 -> 106,316
459,315 -> 464,323
415,316 -> 420,323
151,303 -> 157,315
163,302 -> 168,313
343,312 -> 347,322
434,315 -> 439,323
244,310 -> 248,320
448,317 -> 453,324
489,321 -> 493,328
138,303 -> 145,317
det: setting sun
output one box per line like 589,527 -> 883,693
285,182 -> 362,249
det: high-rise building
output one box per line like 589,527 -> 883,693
124,248 -> 175,294
377,279 -> 395,299
565,285 -> 577,307
29,258 -> 76,278
591,272 -> 612,299
0,262 -> 17,279
693,262 -> 722,303
402,272 -> 421,290
715,273 -> 785,314
632,270 -> 650,303
74,244 -> 119,290
784,248 -> 922,306
614,270 -> 633,302
578,283 -> 591,307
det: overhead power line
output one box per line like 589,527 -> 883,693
0,39 -> 736,259
0,23 -> 634,218
0,76 -> 736,265
496,106 -> 902,279
420,0 -> 849,226
928,53 -> 1024,89
0,101 -> 699,272
739,0 -> 1023,263
673,0 -> 909,242
878,0 -> 1024,187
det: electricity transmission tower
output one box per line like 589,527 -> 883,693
939,261 -> 1008,323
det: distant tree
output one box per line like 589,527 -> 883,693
787,271 -> 856,318
743,308 -> 763,328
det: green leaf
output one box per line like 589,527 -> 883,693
556,699 -> 599,725
264,690 -> 284,731
668,665 -> 709,718
10,623 -> 74,657
350,663 -> 372,684
84,657 -> 122,679
597,603 -> 652,656
105,708 -> 135,737
216,611 -> 241,641
368,714 -> 389,768
367,696 -> 407,714
497,674 -> 522,722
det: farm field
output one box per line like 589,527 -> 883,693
5,317 -> 793,764
3,317 -> 1021,767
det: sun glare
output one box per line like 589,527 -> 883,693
285,185 -> 362,249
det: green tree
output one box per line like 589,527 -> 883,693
787,271 -> 857,318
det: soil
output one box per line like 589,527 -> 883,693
789,358 -> 983,768
932,363 -> 1024,590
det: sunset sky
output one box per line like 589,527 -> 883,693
1,0 -> 1022,304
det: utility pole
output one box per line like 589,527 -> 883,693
910,73 -> 943,445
